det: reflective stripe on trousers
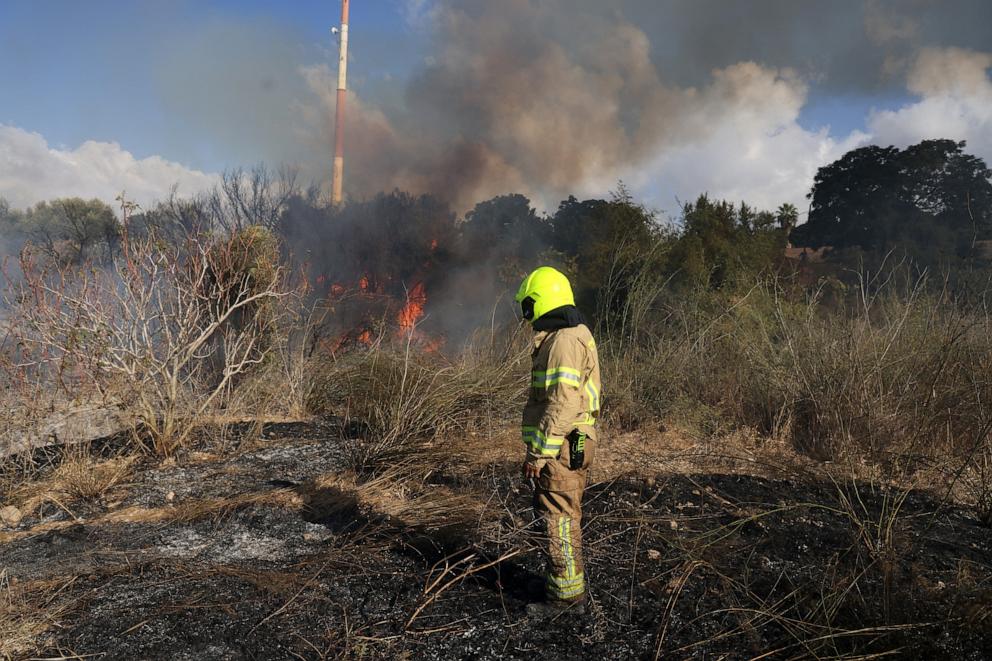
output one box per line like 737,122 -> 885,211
535,484 -> 586,601
547,515 -> 585,599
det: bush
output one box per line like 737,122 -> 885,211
5,226 -> 294,456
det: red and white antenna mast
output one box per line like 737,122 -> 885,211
331,0 -> 350,205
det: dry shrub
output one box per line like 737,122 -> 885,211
4,223 -> 295,456
307,326 -> 529,475
223,304 -> 323,421
598,270 -> 992,468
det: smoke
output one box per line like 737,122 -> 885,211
307,0 -> 990,211
3,1 -> 991,347
27,0 -> 973,216
6,1 -> 990,218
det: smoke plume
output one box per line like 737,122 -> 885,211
307,0 -> 991,212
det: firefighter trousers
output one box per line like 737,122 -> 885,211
533,458 -> 587,601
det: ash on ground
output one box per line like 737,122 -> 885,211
2,420 -> 991,660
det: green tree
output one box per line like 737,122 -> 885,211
0,197 -> 19,243
460,193 -> 548,281
19,197 -> 120,264
776,203 -> 799,232
791,139 -> 992,260
548,185 -> 661,315
667,195 -> 789,291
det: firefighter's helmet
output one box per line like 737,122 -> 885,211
515,266 -> 575,322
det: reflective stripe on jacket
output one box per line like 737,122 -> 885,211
521,323 -> 601,467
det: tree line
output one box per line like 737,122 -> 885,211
2,138 -> 989,315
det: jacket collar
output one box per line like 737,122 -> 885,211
532,305 -> 586,332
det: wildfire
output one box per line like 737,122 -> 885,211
397,282 -> 427,332
317,238 -> 445,353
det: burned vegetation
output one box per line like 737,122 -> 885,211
2,421 -> 992,660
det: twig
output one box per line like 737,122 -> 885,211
248,560 -> 328,635
653,559 -> 704,660
405,549 -> 523,630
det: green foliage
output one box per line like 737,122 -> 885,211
666,195 -> 789,291
548,184 -> 662,314
203,224 -> 284,360
775,203 -> 799,231
792,139 -> 992,262
221,224 -> 281,295
460,193 -> 548,283
13,197 -> 120,264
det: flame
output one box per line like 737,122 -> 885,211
430,238 -> 438,251
329,283 -> 346,297
358,330 -> 372,345
358,275 -> 369,292
397,282 -> 427,331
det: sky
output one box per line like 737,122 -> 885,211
0,0 -> 990,218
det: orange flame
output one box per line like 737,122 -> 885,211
397,282 -> 427,331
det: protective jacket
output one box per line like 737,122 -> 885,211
522,321 -> 601,476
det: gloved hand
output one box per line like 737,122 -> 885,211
521,461 -> 541,479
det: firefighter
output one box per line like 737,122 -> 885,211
515,266 -> 601,616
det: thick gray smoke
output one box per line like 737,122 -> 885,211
319,0 -> 992,210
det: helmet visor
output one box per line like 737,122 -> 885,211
520,296 -> 536,321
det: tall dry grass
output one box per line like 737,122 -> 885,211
598,268 -> 992,469
306,326 -> 529,476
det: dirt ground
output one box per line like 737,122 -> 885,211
2,420 -> 991,660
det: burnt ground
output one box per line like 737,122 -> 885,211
2,420 -> 992,660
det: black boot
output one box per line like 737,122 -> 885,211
526,594 -> 587,618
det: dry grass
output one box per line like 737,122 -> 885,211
5,451 -> 137,522
0,488 -> 305,545
596,271 -> 992,515
0,572 -> 80,661
307,326 -> 529,476
303,466 -> 488,536
958,442 -> 992,526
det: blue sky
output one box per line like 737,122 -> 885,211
0,1 -> 419,170
1,1 -> 989,213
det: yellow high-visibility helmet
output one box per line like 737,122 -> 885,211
515,266 -> 575,323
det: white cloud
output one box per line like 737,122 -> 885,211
631,49 -> 992,218
868,48 -> 992,163
632,63 -> 869,216
0,124 -> 218,210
